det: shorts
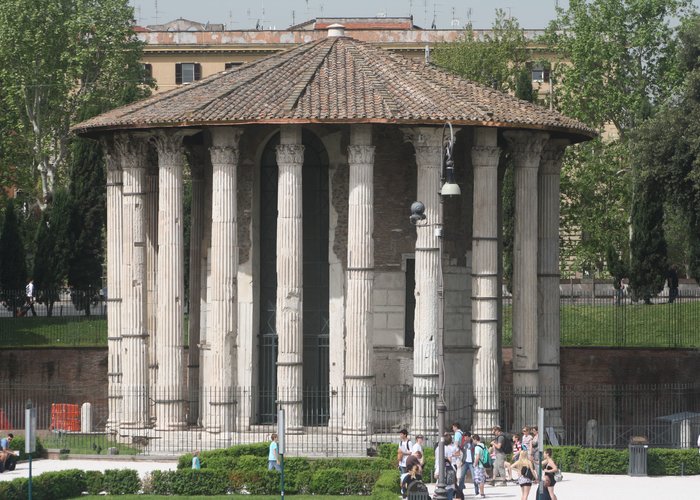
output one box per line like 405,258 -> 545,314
472,466 -> 486,484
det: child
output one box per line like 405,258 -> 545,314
268,433 -> 282,471
191,450 -> 201,470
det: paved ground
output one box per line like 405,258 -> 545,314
0,457 -> 177,482
427,473 -> 700,500
2,459 -> 700,499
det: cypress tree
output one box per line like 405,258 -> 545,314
67,138 -> 106,316
33,188 -> 71,315
629,175 -> 667,303
0,199 -> 28,315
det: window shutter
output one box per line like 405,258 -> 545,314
194,63 -> 202,81
543,70 -> 550,83
175,63 -> 182,85
143,64 -> 152,80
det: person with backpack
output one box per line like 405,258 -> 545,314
397,429 -> 413,473
457,430 -> 479,497
472,434 -> 488,498
489,426 -> 509,486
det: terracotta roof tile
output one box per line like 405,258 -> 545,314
73,35 -> 595,141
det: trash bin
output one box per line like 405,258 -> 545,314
628,444 -> 648,476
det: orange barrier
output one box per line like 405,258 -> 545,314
0,409 -> 12,429
50,403 -> 80,432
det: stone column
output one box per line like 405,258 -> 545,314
201,127 -> 243,435
145,156 -> 158,422
276,125 -> 305,433
403,127 -> 442,436
504,130 -> 549,430
186,144 -> 207,426
538,139 -> 569,433
116,134 -> 150,429
343,124 -> 375,435
152,130 -> 195,430
101,137 -> 123,432
470,128 -> 501,436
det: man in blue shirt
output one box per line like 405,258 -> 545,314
0,433 -> 13,450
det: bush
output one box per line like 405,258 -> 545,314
551,445 -> 582,471
372,468 -> 400,498
576,448 -> 628,474
9,434 -> 46,460
84,470 -> 104,495
102,468 -> 140,494
377,442 -> 397,461
31,469 -> 86,500
647,448 -> 700,476
0,478 -> 28,500
147,469 -> 230,495
310,468 -> 380,496
177,442 -> 268,469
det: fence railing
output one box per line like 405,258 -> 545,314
1,383 -> 698,456
1,286 -> 699,348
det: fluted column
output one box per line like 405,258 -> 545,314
101,137 -> 123,431
201,127 -> 243,435
504,130 -> 549,430
152,129 -> 196,430
343,125 -> 375,435
276,125 -> 305,433
116,134 -> 150,429
145,158 -> 158,422
186,145 -> 206,426
403,127 -> 442,436
538,139 -> 569,434
470,128 -> 501,436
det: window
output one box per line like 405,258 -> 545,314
531,65 -> 550,83
225,62 -> 243,70
142,63 -> 152,81
175,63 -> 202,84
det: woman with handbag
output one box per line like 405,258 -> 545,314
541,448 -> 560,500
510,451 -> 537,500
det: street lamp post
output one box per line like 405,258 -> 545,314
410,123 -> 459,500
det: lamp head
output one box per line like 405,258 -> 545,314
409,201 -> 426,225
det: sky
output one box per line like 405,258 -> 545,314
129,0 -> 574,30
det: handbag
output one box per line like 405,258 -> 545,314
554,470 -> 563,482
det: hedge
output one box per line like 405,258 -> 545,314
550,446 -> 700,475
177,442 -> 268,469
378,442 -> 434,472
371,468 -> 401,499
0,468 -> 141,499
9,434 -> 46,460
146,469 -> 230,495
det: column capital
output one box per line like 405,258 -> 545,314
471,145 -> 501,168
540,139 -> 570,175
504,130 -> 550,169
347,145 -> 375,165
150,129 -> 198,165
276,143 -> 305,166
209,145 -> 240,166
402,127 -> 442,167
100,136 -> 121,172
114,133 -> 149,169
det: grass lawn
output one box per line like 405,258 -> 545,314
504,299 -> 700,348
0,316 -> 107,347
41,433 -> 141,455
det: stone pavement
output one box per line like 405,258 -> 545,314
427,473 -> 700,500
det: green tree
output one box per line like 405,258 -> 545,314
0,200 -> 28,315
0,0 -> 150,209
629,176 -> 667,302
631,14 -> 700,282
545,0 -> 694,278
67,139 -> 106,316
33,189 -> 72,315
433,9 -> 528,93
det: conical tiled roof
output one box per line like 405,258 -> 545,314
74,34 -> 595,141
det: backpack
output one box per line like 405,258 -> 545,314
460,433 -> 469,451
501,434 -> 513,455
476,444 -> 491,467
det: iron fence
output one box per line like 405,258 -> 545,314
1,383 -> 698,457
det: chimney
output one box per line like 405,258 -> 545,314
327,23 -> 346,38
